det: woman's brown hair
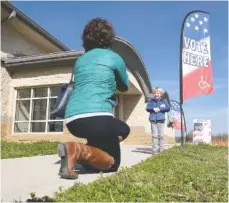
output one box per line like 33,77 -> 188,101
82,18 -> 115,51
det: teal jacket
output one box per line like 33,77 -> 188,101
65,48 -> 129,118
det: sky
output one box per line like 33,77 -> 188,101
12,1 -> 228,134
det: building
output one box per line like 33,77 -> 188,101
1,1 -> 175,144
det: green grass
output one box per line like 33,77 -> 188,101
3,142 -> 227,202
31,144 -> 227,202
1,141 -> 60,159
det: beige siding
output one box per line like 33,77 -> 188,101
123,95 -> 151,132
1,23 -> 48,55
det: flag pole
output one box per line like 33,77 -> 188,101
179,12 -> 187,148
179,10 -> 205,148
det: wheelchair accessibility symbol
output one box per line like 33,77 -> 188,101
198,76 -> 211,89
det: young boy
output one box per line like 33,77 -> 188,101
146,87 -> 170,154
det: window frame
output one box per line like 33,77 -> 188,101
12,86 -> 64,135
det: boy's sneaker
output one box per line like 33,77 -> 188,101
152,149 -> 159,155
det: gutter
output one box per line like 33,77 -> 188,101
4,50 -> 84,69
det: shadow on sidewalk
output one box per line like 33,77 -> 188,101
131,147 -> 154,155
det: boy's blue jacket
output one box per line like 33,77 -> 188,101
146,98 -> 170,121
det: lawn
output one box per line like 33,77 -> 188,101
1,141 -> 60,159
27,144 -> 228,202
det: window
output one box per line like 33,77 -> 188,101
13,86 -> 63,133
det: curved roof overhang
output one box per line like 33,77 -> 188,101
3,37 -> 152,101
112,37 -> 152,101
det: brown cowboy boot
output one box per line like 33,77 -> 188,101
57,142 -> 114,179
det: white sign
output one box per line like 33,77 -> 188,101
193,119 -> 211,144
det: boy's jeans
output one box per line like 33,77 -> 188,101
151,122 -> 165,153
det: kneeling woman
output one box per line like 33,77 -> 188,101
58,18 -> 130,179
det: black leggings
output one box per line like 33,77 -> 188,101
66,116 -> 130,172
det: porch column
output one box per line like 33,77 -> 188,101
119,95 -> 124,121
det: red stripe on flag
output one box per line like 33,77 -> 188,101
183,61 -> 214,101
173,120 -> 185,130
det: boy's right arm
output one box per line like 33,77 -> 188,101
146,99 -> 155,112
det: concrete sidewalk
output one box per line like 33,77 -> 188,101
1,145 -> 154,202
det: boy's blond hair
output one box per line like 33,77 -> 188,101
152,87 -> 165,96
